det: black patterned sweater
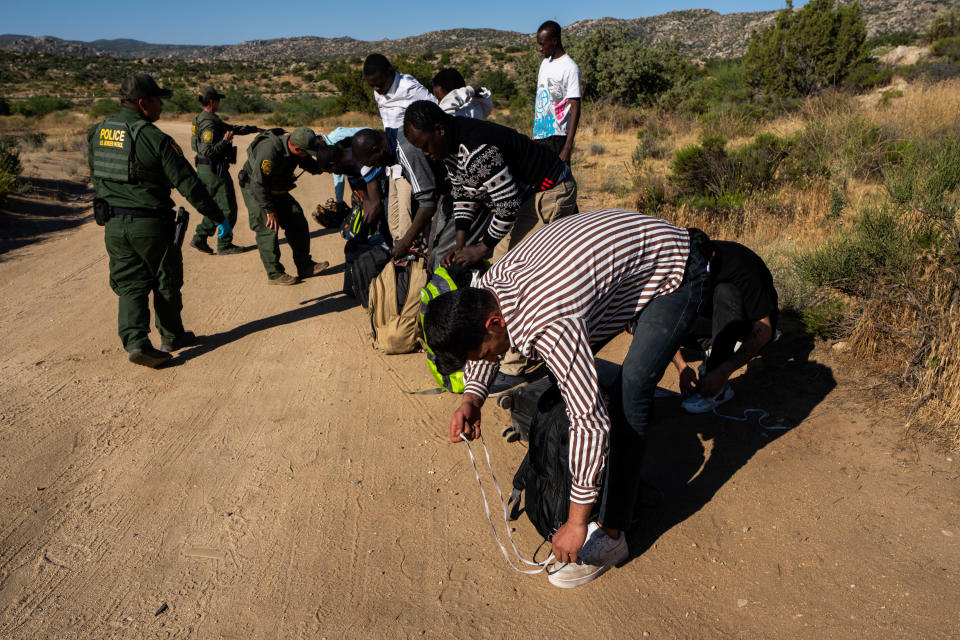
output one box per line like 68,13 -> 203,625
442,117 -> 568,248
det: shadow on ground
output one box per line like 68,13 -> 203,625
626,316 -> 836,557
168,291 -> 360,365
0,177 -> 93,256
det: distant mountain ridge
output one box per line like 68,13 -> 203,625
0,1 -> 951,61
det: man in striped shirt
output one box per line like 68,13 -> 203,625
423,209 -> 709,588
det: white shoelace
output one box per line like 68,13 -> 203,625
459,433 -> 555,575
712,407 -> 789,430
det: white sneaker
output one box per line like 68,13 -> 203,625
681,384 -> 735,414
547,522 -> 629,589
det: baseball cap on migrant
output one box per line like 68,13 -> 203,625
121,73 -> 173,101
199,86 -> 227,101
290,127 -> 320,153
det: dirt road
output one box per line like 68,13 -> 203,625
1,121 -> 958,639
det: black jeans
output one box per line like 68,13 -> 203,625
598,242 -> 710,531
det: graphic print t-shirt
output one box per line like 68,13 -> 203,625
532,54 -> 581,140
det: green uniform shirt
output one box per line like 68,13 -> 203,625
242,131 -> 323,214
192,110 -> 259,161
87,106 -> 224,222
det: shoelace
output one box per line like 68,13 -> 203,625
459,433 -> 555,575
712,406 -> 789,430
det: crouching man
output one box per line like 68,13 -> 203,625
422,209 -> 709,588
672,240 -> 779,413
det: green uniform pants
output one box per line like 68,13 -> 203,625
191,164 -> 238,250
241,188 -> 312,279
104,214 -> 184,351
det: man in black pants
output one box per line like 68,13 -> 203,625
671,240 -> 779,413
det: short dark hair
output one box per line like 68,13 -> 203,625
432,68 -> 466,92
423,288 -> 498,375
403,100 -> 451,134
537,20 -> 561,39
350,128 -> 386,165
363,54 -> 392,76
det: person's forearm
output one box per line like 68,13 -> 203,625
672,350 -> 688,372
567,501 -> 592,525
563,100 -> 581,155
403,205 -> 436,245
717,320 -> 772,377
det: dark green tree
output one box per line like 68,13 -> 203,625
744,0 -> 867,98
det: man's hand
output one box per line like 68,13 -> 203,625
450,395 -> 484,442
265,212 -> 279,232
391,236 -> 413,262
558,146 -> 572,164
678,365 -> 698,397
223,131 -> 235,143
551,520 -> 588,564
451,242 -> 489,267
697,367 -> 730,398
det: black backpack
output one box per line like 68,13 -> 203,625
508,385 -> 605,540
507,361 -> 622,541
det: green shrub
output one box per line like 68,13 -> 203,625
925,6 -> 960,43
781,112 -> 894,183
12,94 -> 73,117
327,68 -> 376,114
844,60 -> 895,90
477,69 -> 517,99
931,36 -> 960,61
265,94 -> 327,126
572,28 -> 694,106
883,136 -> 960,218
221,89 -> 271,115
89,98 -> 118,119
802,298 -> 847,338
670,133 -> 787,202
745,0 -> 867,98
794,207 -> 917,296
866,31 -> 919,49
0,136 -> 22,205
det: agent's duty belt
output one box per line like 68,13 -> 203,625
271,189 -> 290,195
111,206 -> 171,218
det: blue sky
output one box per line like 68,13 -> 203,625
3,1 -> 803,45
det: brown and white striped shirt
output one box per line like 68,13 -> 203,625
465,210 -> 690,504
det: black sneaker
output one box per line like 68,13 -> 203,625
488,372 -> 526,397
159,330 -> 197,353
217,244 -> 246,255
189,237 -> 214,255
128,345 -> 172,368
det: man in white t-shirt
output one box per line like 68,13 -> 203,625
363,54 -> 438,246
532,20 -> 581,164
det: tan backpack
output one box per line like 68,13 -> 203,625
368,258 -> 429,354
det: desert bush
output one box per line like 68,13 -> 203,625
781,110 -> 894,183
221,89 -> 271,115
931,36 -> 960,62
587,141 -> 606,155
866,31 -> 919,50
671,133 -> 787,204
0,136 -> 22,204
327,68 -> 376,115
265,94 -> 327,126
843,60 -> 895,91
89,99 -> 118,118
572,28 -> 695,106
924,6 -> 960,43
477,69 -> 516,99
745,0 -> 867,98
12,95 -> 73,117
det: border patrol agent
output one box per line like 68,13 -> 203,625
87,73 -> 226,368
188,86 -> 262,256
239,127 -> 329,285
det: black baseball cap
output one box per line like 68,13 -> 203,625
120,73 -> 173,101
199,86 -> 226,101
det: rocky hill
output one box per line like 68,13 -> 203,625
0,0 -> 952,61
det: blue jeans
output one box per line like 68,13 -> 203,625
599,242 -> 709,531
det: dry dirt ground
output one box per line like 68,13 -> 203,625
1,121 -> 958,639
